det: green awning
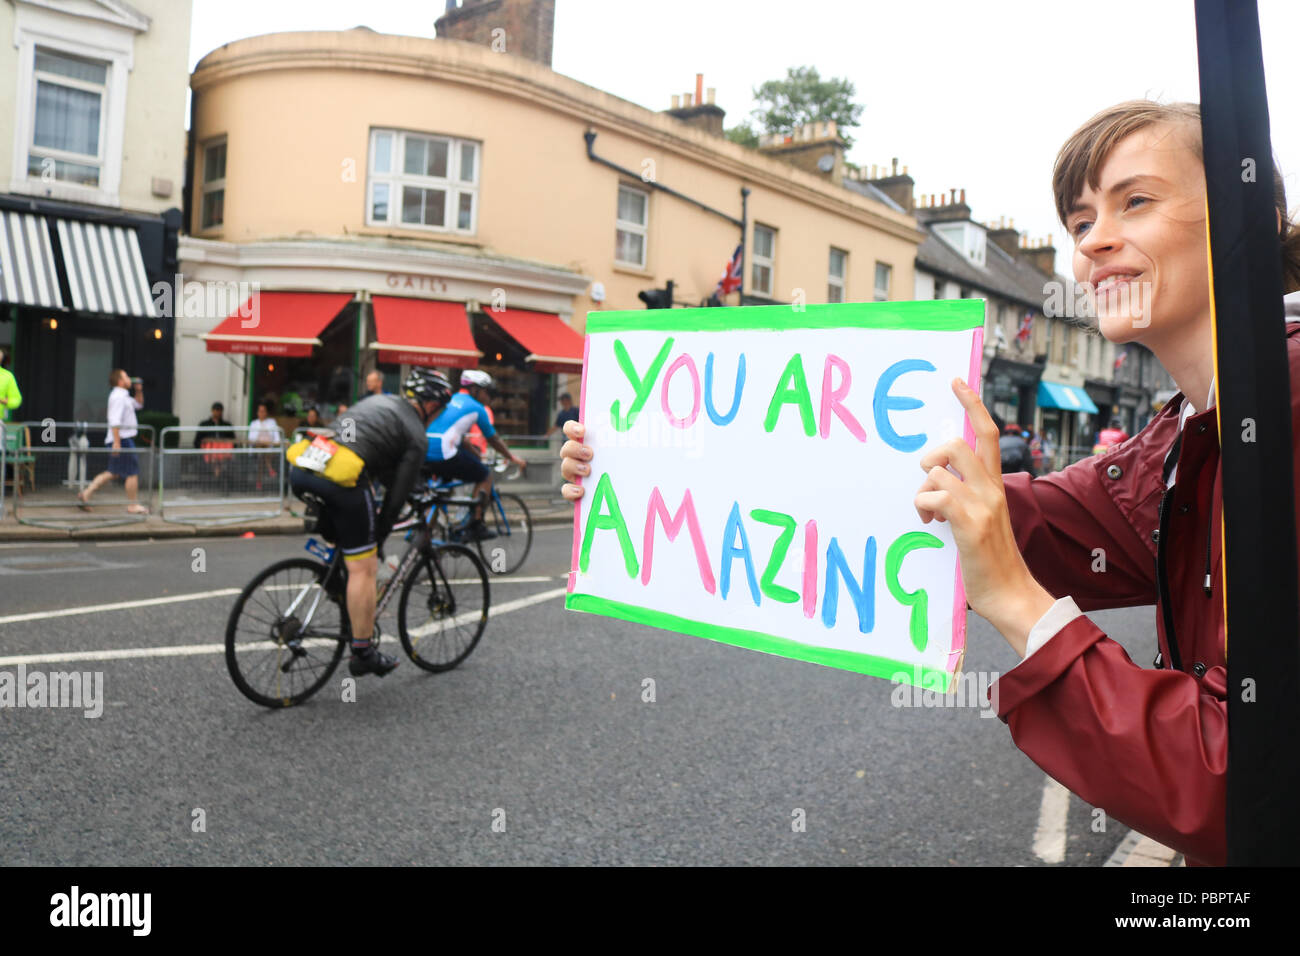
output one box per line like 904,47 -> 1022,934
1037,381 -> 1099,414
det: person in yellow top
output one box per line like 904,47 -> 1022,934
0,347 -> 20,423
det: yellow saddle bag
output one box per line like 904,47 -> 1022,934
286,435 -> 366,487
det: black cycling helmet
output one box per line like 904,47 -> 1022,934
402,368 -> 452,404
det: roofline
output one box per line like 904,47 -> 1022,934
190,31 -> 925,246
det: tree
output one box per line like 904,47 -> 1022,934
750,66 -> 864,147
725,122 -> 760,148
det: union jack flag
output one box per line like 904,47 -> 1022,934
715,244 -> 743,298
1015,312 -> 1033,342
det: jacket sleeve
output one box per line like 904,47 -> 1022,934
376,432 -> 426,545
2,372 -> 20,416
992,616 -> 1227,866
1003,461 -> 1158,611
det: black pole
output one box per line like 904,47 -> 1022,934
739,186 -> 750,304
1195,0 -> 1300,865
583,130 -> 742,228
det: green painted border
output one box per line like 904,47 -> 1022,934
566,591 -> 952,691
585,299 -> 984,335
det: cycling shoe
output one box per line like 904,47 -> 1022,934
348,645 -> 400,677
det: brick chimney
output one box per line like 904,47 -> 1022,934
866,157 -> 914,213
987,216 -> 1019,256
436,0 -> 555,68
915,187 -> 971,224
757,121 -> 847,185
664,74 -> 726,137
1020,235 -> 1058,275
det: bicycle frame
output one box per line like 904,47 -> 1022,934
300,497 -> 441,634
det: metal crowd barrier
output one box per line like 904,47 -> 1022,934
9,421 -> 155,529
157,425 -> 288,526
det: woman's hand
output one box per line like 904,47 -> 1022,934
913,378 -> 1055,655
559,419 -> 591,501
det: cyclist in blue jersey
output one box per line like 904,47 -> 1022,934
424,369 -> 526,541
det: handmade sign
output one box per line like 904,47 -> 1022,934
565,300 -> 984,691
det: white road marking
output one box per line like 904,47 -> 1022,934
0,542 -> 80,550
407,586 -> 567,637
1032,776 -> 1070,864
0,586 -> 568,667
0,588 -> 242,625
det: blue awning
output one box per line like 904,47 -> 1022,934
1038,381 -> 1099,414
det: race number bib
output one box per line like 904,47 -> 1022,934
295,435 -> 338,473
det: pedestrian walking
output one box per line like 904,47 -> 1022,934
77,369 -> 147,514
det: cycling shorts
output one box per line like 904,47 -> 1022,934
289,466 -> 377,562
426,445 -> 488,484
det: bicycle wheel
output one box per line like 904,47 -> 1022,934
226,557 -> 347,707
478,492 -> 532,574
397,543 -> 489,672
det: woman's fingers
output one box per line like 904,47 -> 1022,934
919,437 -> 982,484
560,454 -> 590,482
951,378 -> 1002,479
561,482 -> 584,501
914,466 -> 964,523
562,419 -> 585,442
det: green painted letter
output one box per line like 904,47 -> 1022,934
610,337 -> 674,432
763,354 -> 816,436
885,532 -> 944,651
750,508 -> 800,603
579,472 -> 639,577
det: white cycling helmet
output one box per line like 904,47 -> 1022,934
460,369 -> 494,390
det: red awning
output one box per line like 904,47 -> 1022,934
369,296 -> 481,369
202,291 -> 354,357
486,308 -> 584,374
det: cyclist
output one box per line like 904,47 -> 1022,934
286,368 -> 453,677
424,369 -> 526,542
459,370 -> 494,457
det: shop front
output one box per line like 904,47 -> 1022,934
1037,380 -> 1100,462
984,355 -> 1043,430
180,237 -> 591,437
1,201 -> 178,424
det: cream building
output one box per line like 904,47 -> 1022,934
0,0 -> 190,424
178,2 -> 922,435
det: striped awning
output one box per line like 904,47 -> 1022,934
56,219 -> 155,317
0,211 -> 64,309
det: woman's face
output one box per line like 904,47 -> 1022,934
1066,122 -> 1210,345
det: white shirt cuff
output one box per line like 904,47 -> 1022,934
1022,596 -> 1083,660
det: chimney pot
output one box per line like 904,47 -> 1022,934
959,188 -> 966,204
683,92 -> 693,107
671,94 -> 680,109
706,87 -> 716,105
949,188 -> 957,205
902,164 -> 908,175
892,157 -> 899,174
695,73 -> 703,106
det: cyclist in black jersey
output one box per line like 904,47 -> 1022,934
288,367 -> 452,677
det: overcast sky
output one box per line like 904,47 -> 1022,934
188,0 -> 1300,276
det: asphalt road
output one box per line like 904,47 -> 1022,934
0,529 -> 1161,865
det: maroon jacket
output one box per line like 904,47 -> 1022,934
993,321 -> 1300,867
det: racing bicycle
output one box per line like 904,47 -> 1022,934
224,486 -> 490,708
425,455 -> 533,574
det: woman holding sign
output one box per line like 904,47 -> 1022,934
562,100 -> 1300,867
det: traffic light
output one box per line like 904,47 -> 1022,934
638,279 -> 674,309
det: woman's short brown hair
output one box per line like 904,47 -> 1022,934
1052,99 -> 1300,293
